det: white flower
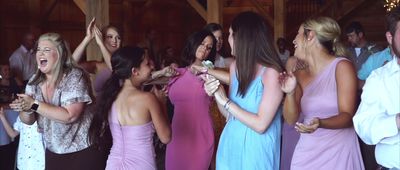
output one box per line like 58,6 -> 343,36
202,60 -> 214,69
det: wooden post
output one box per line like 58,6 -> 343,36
86,0 -> 109,61
274,0 -> 285,43
207,0 -> 223,24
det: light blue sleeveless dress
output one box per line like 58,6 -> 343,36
216,67 -> 281,170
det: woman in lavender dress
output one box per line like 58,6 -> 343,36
280,17 -> 364,170
89,46 -> 171,170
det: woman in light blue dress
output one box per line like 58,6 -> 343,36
199,11 -> 284,170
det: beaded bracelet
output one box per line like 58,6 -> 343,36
223,99 -> 233,122
223,99 -> 231,110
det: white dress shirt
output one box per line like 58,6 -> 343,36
9,45 -> 37,81
353,56 -> 400,169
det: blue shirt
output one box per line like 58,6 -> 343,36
357,47 -> 393,80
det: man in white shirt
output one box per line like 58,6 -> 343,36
353,7 -> 400,170
9,32 -> 37,86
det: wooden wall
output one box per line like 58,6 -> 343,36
339,0 -> 388,48
0,0 -> 389,64
0,0 -> 206,64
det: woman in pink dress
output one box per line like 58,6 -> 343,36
280,17 -> 364,169
166,30 -> 217,170
89,46 -> 171,170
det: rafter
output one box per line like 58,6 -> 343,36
73,0 -> 87,15
41,0 -> 59,23
187,0 -> 207,21
250,0 -> 273,26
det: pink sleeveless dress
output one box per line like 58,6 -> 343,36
166,68 -> 214,170
291,58 -> 364,170
106,103 -> 156,170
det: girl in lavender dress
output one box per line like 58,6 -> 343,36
280,17 -> 364,170
89,46 -> 171,170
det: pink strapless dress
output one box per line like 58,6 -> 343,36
106,104 -> 156,170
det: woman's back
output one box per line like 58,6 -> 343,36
106,90 -> 156,170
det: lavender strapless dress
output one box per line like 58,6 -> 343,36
106,103 -> 156,170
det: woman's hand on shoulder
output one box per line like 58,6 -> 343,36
160,66 -> 179,78
150,85 -> 168,103
191,65 -> 208,75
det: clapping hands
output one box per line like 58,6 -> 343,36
85,18 -> 103,46
9,94 -> 34,112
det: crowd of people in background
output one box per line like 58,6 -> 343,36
0,6 -> 399,170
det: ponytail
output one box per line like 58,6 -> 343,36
88,72 -> 123,148
332,38 -> 348,57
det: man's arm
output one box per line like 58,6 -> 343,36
353,72 -> 399,145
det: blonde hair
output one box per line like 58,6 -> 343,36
303,17 -> 347,57
30,33 -> 76,86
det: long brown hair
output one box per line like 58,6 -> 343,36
231,11 -> 283,96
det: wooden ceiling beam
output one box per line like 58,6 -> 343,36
41,0 -> 59,24
187,0 -> 223,24
73,0 -> 87,15
187,0 -> 207,21
250,0 -> 273,26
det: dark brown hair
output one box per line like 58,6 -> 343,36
231,11 -> 283,96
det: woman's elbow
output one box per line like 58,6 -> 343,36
254,124 -> 269,134
160,132 -> 171,144
63,115 -> 79,124
159,128 -> 172,144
